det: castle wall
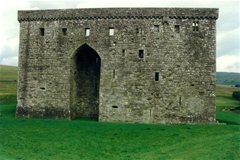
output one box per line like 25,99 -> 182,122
16,8 -> 218,124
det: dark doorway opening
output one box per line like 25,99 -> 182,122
71,44 -> 101,120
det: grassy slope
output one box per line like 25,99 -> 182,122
0,65 -> 240,160
216,85 -> 240,111
216,85 -> 240,124
0,65 -> 18,95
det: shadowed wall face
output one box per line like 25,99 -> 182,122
71,44 -> 101,119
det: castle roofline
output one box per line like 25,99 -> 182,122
18,8 -> 218,22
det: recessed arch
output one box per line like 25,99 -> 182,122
70,44 -> 101,120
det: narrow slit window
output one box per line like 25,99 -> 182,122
122,49 -> 125,56
40,28 -> 44,36
62,28 -> 67,35
179,96 -> 182,106
113,69 -> 115,79
109,27 -> 114,36
195,22 -> 199,31
192,21 -> 199,32
112,106 -> 118,108
155,72 -> 159,81
154,25 -> 160,32
40,87 -> 45,90
136,28 -> 140,34
85,28 -> 90,36
138,49 -> 144,58
175,25 -> 180,33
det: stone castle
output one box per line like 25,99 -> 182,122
16,8 -> 218,124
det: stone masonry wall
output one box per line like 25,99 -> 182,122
16,8 -> 218,124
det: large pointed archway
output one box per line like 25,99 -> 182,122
70,44 -> 101,120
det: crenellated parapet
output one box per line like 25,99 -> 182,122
18,8 -> 218,22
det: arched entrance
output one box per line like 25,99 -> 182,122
70,44 -> 101,120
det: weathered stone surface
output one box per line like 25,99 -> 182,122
16,8 -> 218,124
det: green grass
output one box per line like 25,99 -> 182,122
0,65 -> 240,160
216,85 -> 240,124
217,112 -> 240,125
0,65 -> 17,95
1,97 -> 240,160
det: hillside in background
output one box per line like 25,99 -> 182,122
216,72 -> 240,85
0,65 -> 18,95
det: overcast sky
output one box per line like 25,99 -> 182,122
0,0 -> 239,72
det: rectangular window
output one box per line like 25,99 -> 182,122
154,25 -> 159,32
62,28 -> 67,35
113,69 -> 115,79
138,49 -> 144,58
155,72 -> 159,81
85,28 -> 90,36
136,28 -> 139,34
122,49 -> 125,56
175,25 -> 180,33
40,28 -> 44,36
192,21 -> 199,32
179,96 -> 182,106
109,27 -> 114,36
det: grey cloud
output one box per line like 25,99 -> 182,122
0,45 -> 18,62
29,0 -> 84,9
217,4 -> 240,32
217,33 -> 240,57
226,62 -> 240,72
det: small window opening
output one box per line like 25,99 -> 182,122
122,49 -> 125,56
109,27 -> 114,36
136,28 -> 141,34
62,28 -> 67,35
179,96 -> 182,106
85,28 -> 90,36
138,49 -> 144,58
154,25 -> 160,32
113,69 -> 115,79
40,28 -> 44,36
155,72 -> 159,81
192,21 -> 199,32
175,25 -> 180,33
112,106 -> 118,108
40,87 -> 45,90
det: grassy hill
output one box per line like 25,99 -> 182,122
216,72 -> 240,85
0,65 -> 18,95
0,65 -> 239,160
216,85 -> 240,124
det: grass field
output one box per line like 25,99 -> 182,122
216,85 -> 240,125
0,65 -> 240,160
0,65 -> 18,95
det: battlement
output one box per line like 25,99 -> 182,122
18,8 -> 218,22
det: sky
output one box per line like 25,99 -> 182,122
0,0 -> 239,73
